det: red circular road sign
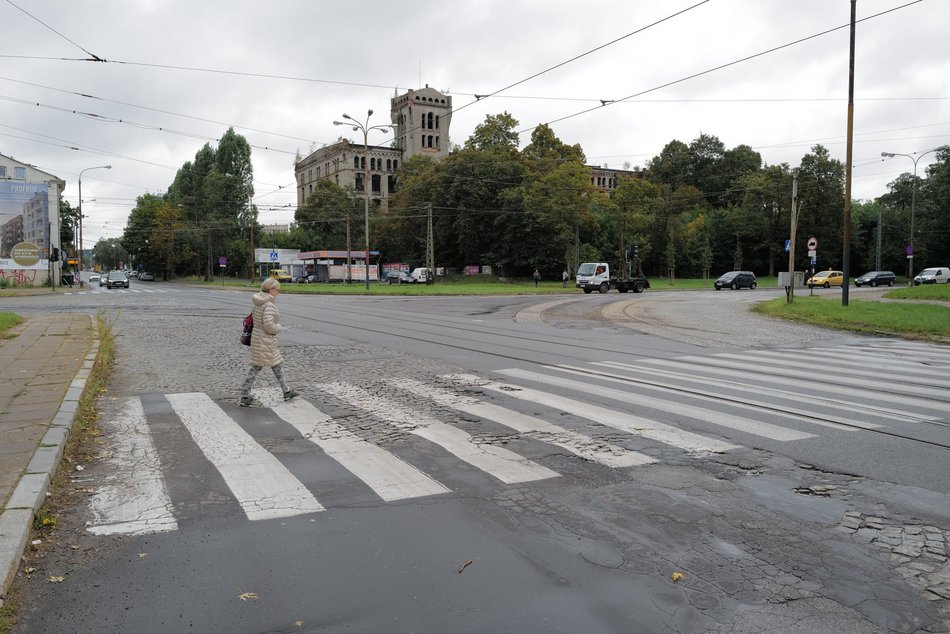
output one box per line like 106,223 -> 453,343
806,237 -> 818,250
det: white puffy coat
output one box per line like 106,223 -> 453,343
249,291 -> 283,367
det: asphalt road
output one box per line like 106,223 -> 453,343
8,281 -> 950,633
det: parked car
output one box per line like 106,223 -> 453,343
385,270 -> 416,285
807,270 -> 844,288
714,271 -> 756,290
99,272 -> 110,286
410,267 -> 432,283
128,270 -> 138,279
88,272 -> 100,283
269,269 -> 292,282
138,271 -> 155,281
854,271 -> 895,287
105,270 -> 130,289
913,267 -> 950,285
293,274 -> 314,283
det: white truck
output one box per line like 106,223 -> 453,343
576,262 -> 650,294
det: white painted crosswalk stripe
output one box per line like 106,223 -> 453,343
639,357 -> 950,414
715,351 -> 950,389
316,382 -> 559,484
750,348 -> 948,377
87,397 -> 178,535
389,378 -> 655,468
271,398 -> 450,501
496,368 -> 816,441
592,361 -> 912,429
165,392 -> 325,520
446,374 -> 739,454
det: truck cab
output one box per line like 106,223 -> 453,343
576,262 -> 649,294
576,262 -> 611,293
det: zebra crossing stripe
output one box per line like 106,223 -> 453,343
595,361 -> 933,424
272,398 -> 450,501
388,378 -> 655,468
496,368 -> 815,441
446,374 -> 739,454
639,357 -> 950,415
165,393 -> 325,520
87,397 -> 178,535
317,383 -> 559,484
716,351 -> 950,389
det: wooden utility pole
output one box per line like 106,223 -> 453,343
842,0 -> 856,306
787,172 -> 799,303
426,202 -> 434,284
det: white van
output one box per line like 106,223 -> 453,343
913,267 -> 950,285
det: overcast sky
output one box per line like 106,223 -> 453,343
2,0 -> 947,245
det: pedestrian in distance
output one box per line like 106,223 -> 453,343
562,269 -> 569,288
533,268 -> 541,287
239,277 -> 299,407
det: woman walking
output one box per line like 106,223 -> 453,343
239,277 -> 299,406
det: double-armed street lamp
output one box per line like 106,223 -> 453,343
881,149 -> 938,285
334,110 -> 393,290
78,165 -> 111,280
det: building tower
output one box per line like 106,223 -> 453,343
391,85 -> 452,160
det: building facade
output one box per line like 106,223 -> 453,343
295,85 -> 452,209
0,153 -> 65,285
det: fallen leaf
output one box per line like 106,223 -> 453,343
295,621 -> 304,627
48,575 -> 65,583
458,559 -> 473,574
138,553 -> 148,558
23,567 -> 36,575
671,572 -> 684,583
75,465 -> 84,471
238,592 -> 258,601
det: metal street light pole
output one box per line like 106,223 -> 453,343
334,110 -> 394,290
77,165 -> 111,285
881,149 -> 938,285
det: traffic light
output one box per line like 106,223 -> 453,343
50,247 -> 59,261
631,244 -> 639,259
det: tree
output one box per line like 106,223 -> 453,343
294,179 -> 363,250
465,112 -> 520,153
797,145 -> 845,269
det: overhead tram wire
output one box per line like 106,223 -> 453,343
448,0 -> 711,119
518,0 -> 925,135
4,0 -> 105,61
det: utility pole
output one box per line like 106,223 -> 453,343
787,172 -> 800,303
841,0 -> 856,307
426,202 -> 434,284
248,193 -> 255,280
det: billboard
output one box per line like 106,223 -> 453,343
0,181 -> 50,258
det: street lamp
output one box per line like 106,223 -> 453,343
78,165 -> 111,283
881,149 -> 937,285
334,110 -> 393,290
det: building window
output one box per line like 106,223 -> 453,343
14,166 -> 26,179
386,159 -> 392,171
388,175 -> 397,193
308,169 -> 312,182
356,173 -> 364,192
353,157 -> 359,169
393,160 -> 398,171
361,156 -> 366,170
0,166 -> 6,177
435,115 -> 440,129
372,174 -> 381,193
427,135 -> 433,148
436,136 -> 440,149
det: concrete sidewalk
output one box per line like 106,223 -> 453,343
0,312 -> 98,607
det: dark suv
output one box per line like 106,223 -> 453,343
854,270 -> 896,287
714,271 -> 756,290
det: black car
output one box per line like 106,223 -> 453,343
384,271 -> 415,285
105,270 -> 130,289
854,270 -> 896,287
714,271 -> 756,290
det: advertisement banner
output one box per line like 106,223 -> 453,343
0,182 -> 50,257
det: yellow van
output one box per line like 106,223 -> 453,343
269,269 -> 292,282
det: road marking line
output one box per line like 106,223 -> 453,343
86,397 -> 178,535
316,383 -> 559,484
446,374 -> 739,454
637,358 -> 950,415
166,392 -> 325,520
272,398 -> 450,501
389,378 -> 654,468
496,368 -> 815,441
